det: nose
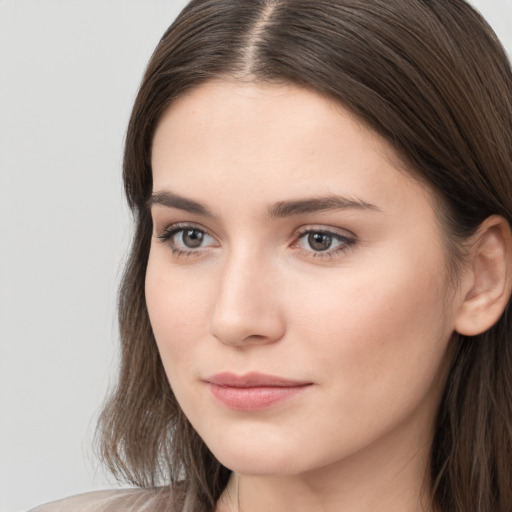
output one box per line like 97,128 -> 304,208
209,250 -> 286,347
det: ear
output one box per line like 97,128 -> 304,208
455,215 -> 512,336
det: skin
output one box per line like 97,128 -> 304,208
146,80 -> 473,512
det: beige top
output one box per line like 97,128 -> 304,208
28,488 -> 188,512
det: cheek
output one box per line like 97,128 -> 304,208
291,248 -> 453,410
146,238 -> 453,383
145,235 -> 455,473
145,252 -> 213,373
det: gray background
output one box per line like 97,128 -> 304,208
1,1 -> 511,511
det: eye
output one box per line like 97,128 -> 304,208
156,224 -> 217,256
177,228 -> 207,249
305,232 -> 335,252
294,228 -> 355,258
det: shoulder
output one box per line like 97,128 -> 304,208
28,487 -> 179,512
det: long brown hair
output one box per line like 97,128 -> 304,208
97,1 -> 512,510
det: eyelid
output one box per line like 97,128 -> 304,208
156,221 -> 214,238
155,221 -> 357,261
294,224 -> 356,239
291,225 -> 357,259
155,222 -> 219,255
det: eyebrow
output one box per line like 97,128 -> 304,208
268,196 -> 380,218
147,191 -> 380,218
147,191 -> 216,217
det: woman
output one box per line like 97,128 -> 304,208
32,0 -> 512,511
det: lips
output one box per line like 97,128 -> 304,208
204,372 -> 312,411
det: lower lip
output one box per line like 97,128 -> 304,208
208,383 -> 310,411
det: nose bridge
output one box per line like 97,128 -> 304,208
209,245 -> 284,346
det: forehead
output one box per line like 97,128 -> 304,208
150,80 -> 433,219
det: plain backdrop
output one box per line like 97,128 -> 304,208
0,1 -> 511,511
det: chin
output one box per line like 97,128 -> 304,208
198,424 -> 317,476
212,446 -> 303,476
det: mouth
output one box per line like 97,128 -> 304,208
203,372 -> 313,411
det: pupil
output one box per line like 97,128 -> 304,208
183,229 -> 204,248
308,232 -> 332,251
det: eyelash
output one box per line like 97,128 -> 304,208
155,223 -> 356,260
156,223 -> 211,259
293,227 -> 356,259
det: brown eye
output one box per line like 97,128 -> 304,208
157,225 -> 216,255
181,228 -> 205,248
307,232 -> 333,252
295,228 -> 355,259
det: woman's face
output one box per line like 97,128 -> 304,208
146,81 -> 462,478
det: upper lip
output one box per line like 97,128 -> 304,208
204,372 -> 312,388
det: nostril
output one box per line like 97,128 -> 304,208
209,309 -> 285,347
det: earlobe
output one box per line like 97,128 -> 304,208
455,216 -> 512,336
